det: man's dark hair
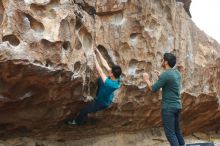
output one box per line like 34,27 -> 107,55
163,53 -> 176,68
111,65 -> 122,79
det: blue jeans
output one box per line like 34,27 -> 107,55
75,100 -> 108,125
162,108 -> 185,146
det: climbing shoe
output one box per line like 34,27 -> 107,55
65,119 -> 77,125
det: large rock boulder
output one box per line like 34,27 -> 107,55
0,0 -> 219,141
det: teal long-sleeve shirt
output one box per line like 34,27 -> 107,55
152,68 -> 182,109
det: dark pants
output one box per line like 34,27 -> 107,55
162,108 -> 185,146
75,100 -> 108,125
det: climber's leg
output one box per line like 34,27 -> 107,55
73,100 -> 107,125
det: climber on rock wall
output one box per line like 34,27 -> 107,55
66,48 -> 122,125
142,53 -> 185,146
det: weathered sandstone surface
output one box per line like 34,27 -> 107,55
0,0 -> 219,145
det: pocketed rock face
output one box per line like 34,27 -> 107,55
0,0 -> 220,142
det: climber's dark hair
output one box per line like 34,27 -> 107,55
111,65 -> 122,79
163,53 -> 176,68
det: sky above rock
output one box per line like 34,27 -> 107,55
191,0 -> 220,43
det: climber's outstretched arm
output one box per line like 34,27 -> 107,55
94,55 -> 107,83
94,48 -> 111,72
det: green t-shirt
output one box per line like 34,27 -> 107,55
152,69 -> 182,109
96,77 -> 121,107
